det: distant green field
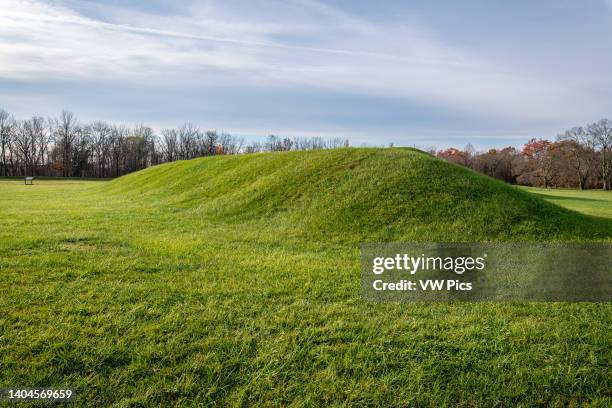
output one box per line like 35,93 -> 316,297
521,186 -> 612,219
1,149 -> 610,407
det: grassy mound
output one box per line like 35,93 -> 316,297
107,148 -> 611,242
1,149 -> 610,407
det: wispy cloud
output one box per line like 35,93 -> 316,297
0,0 -> 611,143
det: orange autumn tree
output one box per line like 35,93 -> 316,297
517,138 -> 557,187
521,138 -> 551,158
436,147 -> 469,166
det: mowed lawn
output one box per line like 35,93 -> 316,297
522,186 -> 612,219
0,150 -> 610,407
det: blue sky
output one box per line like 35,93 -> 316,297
1,0 -> 611,148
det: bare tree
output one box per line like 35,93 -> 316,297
558,127 -> 597,189
2,108 -> 360,178
203,130 -> 219,155
161,128 -> 179,162
13,119 -> 41,176
0,109 -> 15,176
55,111 -> 79,177
177,123 -> 200,159
87,121 -> 112,177
588,119 -> 612,190
31,117 -> 47,175
72,127 -> 92,177
218,132 -> 244,155
109,125 -> 127,177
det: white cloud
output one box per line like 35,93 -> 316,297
0,0 -> 609,125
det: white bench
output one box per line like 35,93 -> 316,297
25,177 -> 34,185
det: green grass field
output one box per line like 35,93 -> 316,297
521,187 -> 612,219
1,148 -> 610,407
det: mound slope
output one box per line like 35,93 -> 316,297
106,148 -> 611,242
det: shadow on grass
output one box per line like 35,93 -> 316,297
559,211 -> 612,241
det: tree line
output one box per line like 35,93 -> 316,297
435,118 -> 612,190
2,107 -> 609,190
0,108 -> 348,178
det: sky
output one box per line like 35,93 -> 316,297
0,0 -> 611,149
